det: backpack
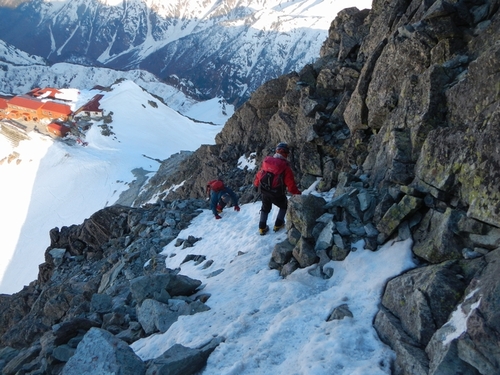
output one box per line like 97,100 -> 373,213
206,179 -> 225,196
257,158 -> 286,195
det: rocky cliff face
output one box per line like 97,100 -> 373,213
136,0 -> 500,372
0,201 -> 222,374
1,0 -> 500,373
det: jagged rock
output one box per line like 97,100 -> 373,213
327,303 -> 353,321
287,195 -> 326,238
0,200 -> 210,371
292,237 -> 319,268
315,221 -> 336,251
130,272 -> 202,306
280,259 -> 300,278
376,195 -> 423,243
349,221 -> 366,237
316,249 -> 334,278
363,222 -> 379,237
377,253 -> 489,374
102,311 -> 129,334
333,233 -> 347,250
381,261 -> 473,347
137,298 -> 210,335
181,254 -> 207,265
330,244 -> 350,261
50,205 -> 132,257
133,151 -> 194,206
145,337 -> 223,375
334,220 -> 351,236
48,248 -> 66,267
98,258 -> 126,293
426,330 -> 480,375
2,344 -> 41,375
300,142 -> 323,175
374,307 -> 430,375
52,344 -> 76,362
327,172 -> 360,198
130,274 -> 172,305
316,213 -> 335,224
90,293 -> 113,314
0,347 -> 19,370
357,189 -> 375,213
61,328 -> 146,375
270,240 -> 295,269
363,237 -> 378,251
320,7 -> 370,61
413,208 -> 468,263
423,43 -> 500,228
287,227 -> 302,246
397,221 -> 412,241
469,228 -> 500,250
52,318 -> 101,347
116,321 -> 144,344
137,299 -> 181,335
445,249 -> 500,373
312,221 -> 326,240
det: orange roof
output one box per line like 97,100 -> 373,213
8,96 -> 44,110
47,122 -> 70,136
31,87 -> 62,98
41,101 -> 72,115
0,98 -> 8,110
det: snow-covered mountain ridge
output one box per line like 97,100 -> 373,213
0,0 -> 372,104
0,40 -> 233,123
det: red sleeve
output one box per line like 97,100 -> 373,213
284,166 -> 301,195
254,169 -> 262,187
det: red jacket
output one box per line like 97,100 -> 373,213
254,155 -> 301,195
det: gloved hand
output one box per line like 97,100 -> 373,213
215,214 -> 222,220
234,205 -> 240,212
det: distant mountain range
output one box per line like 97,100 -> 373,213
0,0 -> 370,105
0,39 -> 233,122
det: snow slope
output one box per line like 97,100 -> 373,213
0,80 -> 223,294
130,186 -> 417,374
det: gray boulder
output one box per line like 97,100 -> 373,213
287,195 -> 326,238
146,337 -> 223,375
130,273 -> 202,306
380,261 -> 471,346
62,328 -> 146,375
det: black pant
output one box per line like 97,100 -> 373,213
259,193 -> 287,229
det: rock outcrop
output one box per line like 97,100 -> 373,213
0,200 -> 222,374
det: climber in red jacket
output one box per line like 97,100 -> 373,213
254,142 -> 301,235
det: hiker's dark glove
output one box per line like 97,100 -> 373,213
215,214 -> 222,220
234,205 -> 240,212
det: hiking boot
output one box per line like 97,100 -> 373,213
273,223 -> 285,232
259,226 -> 269,235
